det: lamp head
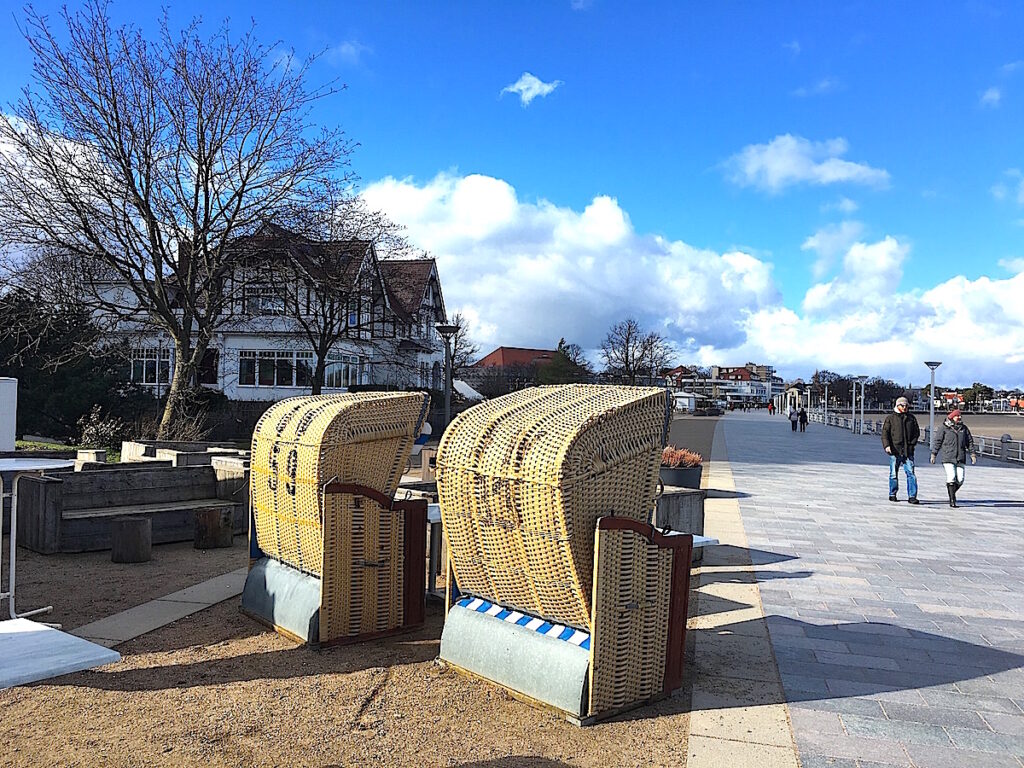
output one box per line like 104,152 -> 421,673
435,323 -> 458,339
924,361 -> 942,370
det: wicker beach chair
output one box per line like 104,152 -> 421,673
241,392 -> 430,645
437,384 -> 694,724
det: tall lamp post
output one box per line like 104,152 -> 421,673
823,383 -> 829,425
435,323 -> 458,431
850,379 -> 857,432
925,361 -> 942,446
857,376 -> 868,435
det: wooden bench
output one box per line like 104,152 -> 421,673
16,464 -> 247,554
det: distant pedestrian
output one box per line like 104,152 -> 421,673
768,402 -> 775,416
930,409 -> 977,508
798,407 -> 808,432
789,407 -> 798,431
881,396 -> 920,504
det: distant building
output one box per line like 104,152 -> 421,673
669,363 -> 772,406
474,347 -> 558,369
465,346 -> 560,397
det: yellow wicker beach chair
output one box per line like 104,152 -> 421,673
437,384 -> 693,724
241,392 -> 430,645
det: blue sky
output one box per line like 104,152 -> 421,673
2,2 -> 1023,388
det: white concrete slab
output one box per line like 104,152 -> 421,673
0,618 -> 121,689
71,568 -> 247,646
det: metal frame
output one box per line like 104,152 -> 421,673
2,461 -> 73,622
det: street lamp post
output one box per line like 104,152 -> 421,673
858,377 -> 868,435
435,323 -> 458,431
824,383 -> 829,425
925,361 -> 942,446
851,380 -> 857,432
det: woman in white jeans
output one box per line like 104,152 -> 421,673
930,409 -> 977,507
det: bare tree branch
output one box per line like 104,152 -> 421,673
0,1 -> 353,436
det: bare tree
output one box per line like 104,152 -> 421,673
0,2 -> 352,436
600,318 -> 673,385
449,312 -> 480,376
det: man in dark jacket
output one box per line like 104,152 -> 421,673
929,409 -> 977,507
881,396 -> 921,504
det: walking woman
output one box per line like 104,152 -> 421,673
930,409 -> 977,507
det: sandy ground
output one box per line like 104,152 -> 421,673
0,416 -> 719,768
1,536 -> 249,630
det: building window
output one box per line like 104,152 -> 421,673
244,285 -> 286,316
130,348 -> 172,386
296,352 -> 313,387
198,350 -> 219,385
325,354 -> 363,389
239,351 -> 256,386
239,350 -> 316,388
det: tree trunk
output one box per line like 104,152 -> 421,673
157,336 -> 203,439
311,354 -> 327,395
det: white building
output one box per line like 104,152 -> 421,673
103,225 -> 447,401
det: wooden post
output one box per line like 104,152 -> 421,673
194,506 -> 234,549
110,516 -> 152,563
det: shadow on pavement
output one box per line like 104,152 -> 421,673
693,615 -> 1024,710
710,545 -> 799,566
705,488 -> 752,499
696,569 -> 814,586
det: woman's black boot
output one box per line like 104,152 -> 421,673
946,483 -> 958,508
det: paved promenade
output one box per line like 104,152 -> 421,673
712,411 -> 1024,767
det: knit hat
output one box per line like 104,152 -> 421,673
895,397 -> 909,408
948,409 -> 961,419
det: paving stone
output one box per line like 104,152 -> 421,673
944,726 -> 1024,755
840,713 -> 953,747
980,711 -> 1024,736
880,700 -> 988,729
714,413 -> 1024,768
902,743 -> 1024,768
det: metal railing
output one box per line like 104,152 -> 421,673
807,411 -> 1024,464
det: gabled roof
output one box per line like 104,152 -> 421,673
475,346 -> 558,368
235,223 -> 371,287
379,258 -> 438,316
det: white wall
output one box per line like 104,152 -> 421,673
0,377 -> 17,451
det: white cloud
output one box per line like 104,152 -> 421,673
328,40 -> 371,67
821,196 -> 859,214
570,0 -> 593,9
992,168 -> 1024,205
725,134 -> 890,193
980,87 -> 1002,107
801,220 -> 864,279
999,257 -> 1024,273
501,72 -> 562,106
783,40 -> 801,56
1001,60 -> 1024,74
792,77 -> 839,97
362,172 -> 1024,388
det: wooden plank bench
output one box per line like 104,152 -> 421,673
16,464 -> 246,554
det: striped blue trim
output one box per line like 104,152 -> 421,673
454,596 -> 591,650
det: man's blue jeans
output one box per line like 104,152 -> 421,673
889,454 -> 918,499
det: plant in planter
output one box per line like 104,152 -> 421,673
660,445 -> 704,488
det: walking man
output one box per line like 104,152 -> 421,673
930,409 -> 977,507
798,406 -> 808,432
881,396 -> 920,504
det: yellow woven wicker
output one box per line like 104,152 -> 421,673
250,392 -> 429,640
588,526 -> 673,714
436,384 -> 670,629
